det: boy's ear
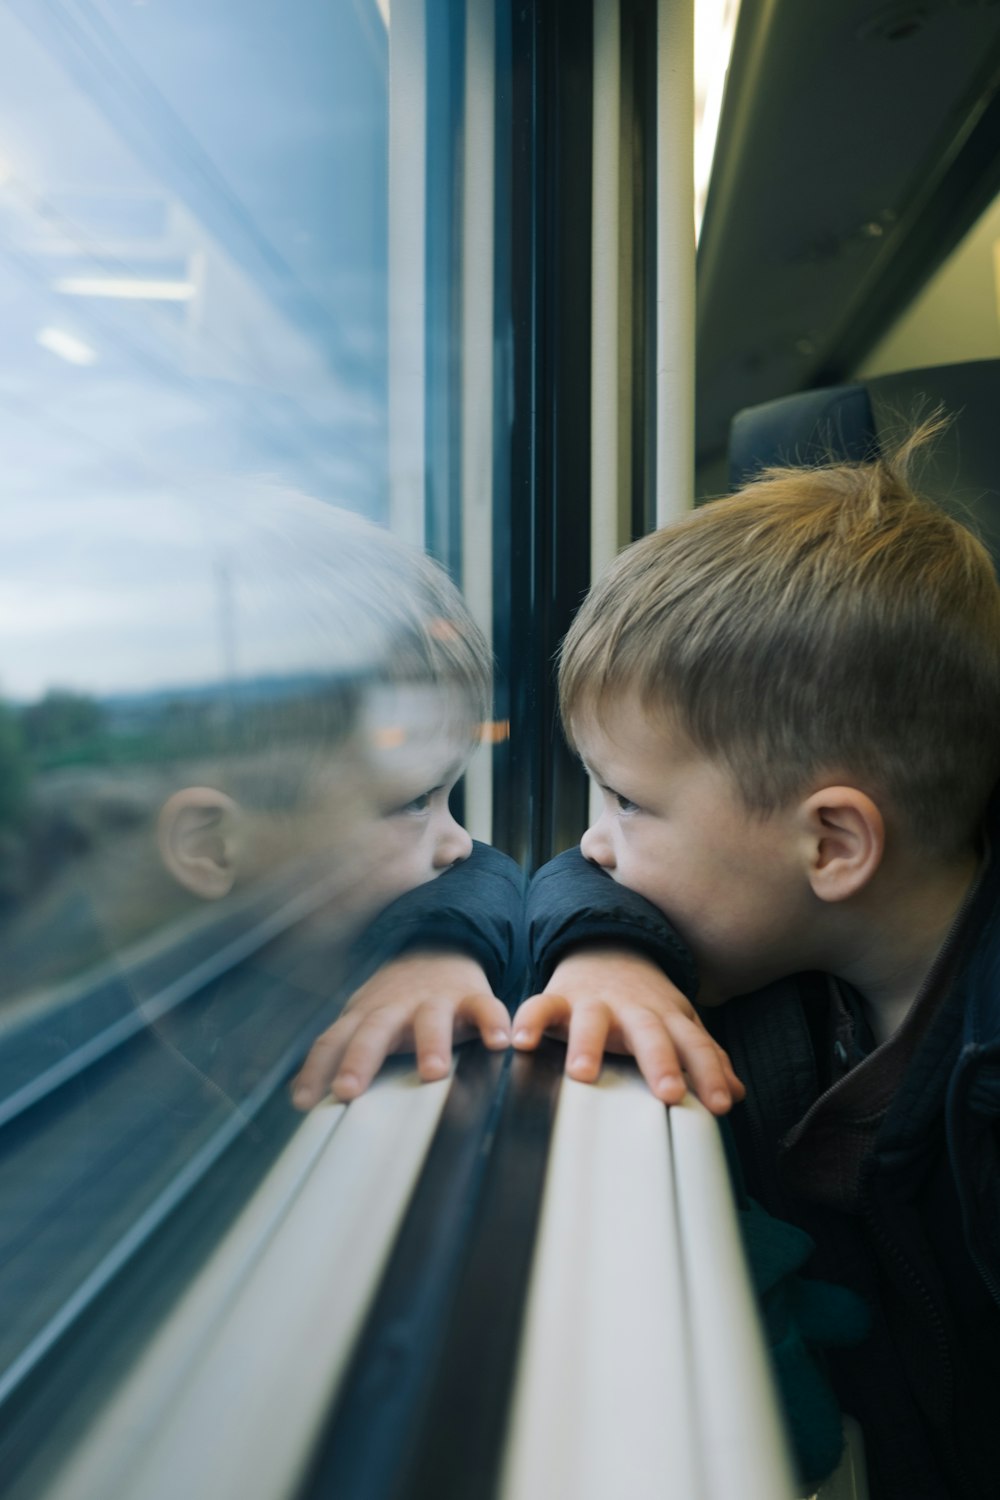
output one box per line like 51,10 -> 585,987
799,786 -> 885,902
157,787 -> 244,900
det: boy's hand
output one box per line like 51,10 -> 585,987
512,947 -> 745,1114
291,951 -> 511,1108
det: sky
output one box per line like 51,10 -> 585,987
0,0 -> 392,702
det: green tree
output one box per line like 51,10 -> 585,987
21,689 -> 105,757
0,699 -> 30,828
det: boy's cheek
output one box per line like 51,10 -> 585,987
344,821 -> 443,907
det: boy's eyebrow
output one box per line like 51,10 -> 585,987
580,756 -> 641,804
579,757 -> 618,794
434,758 -> 468,788
578,755 -> 604,782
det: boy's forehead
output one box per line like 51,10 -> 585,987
571,693 -> 686,765
360,682 -> 475,783
362,681 -> 475,742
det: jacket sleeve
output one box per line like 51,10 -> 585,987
526,846 -> 698,999
347,840 -> 527,1011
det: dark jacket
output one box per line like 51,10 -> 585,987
351,839 -> 527,1012
527,846 -> 1000,1500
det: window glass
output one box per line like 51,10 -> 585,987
0,1 -> 502,1470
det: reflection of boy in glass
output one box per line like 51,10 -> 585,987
149,494 -> 521,1102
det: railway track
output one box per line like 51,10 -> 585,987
0,869 -> 363,1412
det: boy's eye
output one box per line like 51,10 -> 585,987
614,792 -> 640,814
392,780 -> 451,816
398,791 -> 432,815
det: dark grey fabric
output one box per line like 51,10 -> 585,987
348,840 -> 527,1011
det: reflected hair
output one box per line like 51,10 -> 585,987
559,418 -> 1000,857
221,487 -> 492,725
157,485 -> 492,805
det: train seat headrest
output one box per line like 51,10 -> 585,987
728,383 -> 879,490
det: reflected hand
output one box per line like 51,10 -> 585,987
511,946 -> 745,1114
291,950 -> 511,1108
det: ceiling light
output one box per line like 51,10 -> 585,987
53,276 -> 196,301
36,327 -> 98,366
695,0 -> 742,239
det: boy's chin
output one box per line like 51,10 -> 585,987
693,963 -> 751,1007
694,981 -> 727,1008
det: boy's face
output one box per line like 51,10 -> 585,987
574,694 -> 817,1004
165,684 -> 475,917
306,681 -> 475,910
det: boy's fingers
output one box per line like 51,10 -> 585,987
565,1002 -> 613,1083
456,991 -> 512,1049
330,1011 -> 404,1101
620,1007 -> 687,1104
664,1013 -> 737,1114
512,991 -> 570,1049
412,1003 -> 457,1081
291,1019 -> 354,1109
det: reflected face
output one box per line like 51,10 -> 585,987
574,696 -> 815,1003
358,682 -> 474,896
270,682 -> 474,913
178,683 -> 476,925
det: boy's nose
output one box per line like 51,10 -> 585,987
433,809 -> 473,869
581,820 -> 614,869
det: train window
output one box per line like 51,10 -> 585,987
0,1 -> 511,1487
0,0 -> 394,984
0,0 -> 605,1464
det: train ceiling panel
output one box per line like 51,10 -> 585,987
696,0 -> 1000,473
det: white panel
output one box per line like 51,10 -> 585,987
389,0 -> 427,548
669,1094 -> 797,1500
500,1064 -> 703,1499
656,0 -> 696,524
47,1067 -> 452,1500
591,0 -> 624,583
461,0 -> 496,842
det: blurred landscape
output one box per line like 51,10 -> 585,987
0,675 -> 350,1008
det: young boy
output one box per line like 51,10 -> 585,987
515,428 -> 1000,1500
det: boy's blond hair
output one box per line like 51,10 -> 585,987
560,425 -> 1000,857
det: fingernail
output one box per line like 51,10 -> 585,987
513,1029 -> 531,1045
656,1076 -> 682,1100
710,1090 -> 730,1111
292,1087 -> 312,1109
491,1030 -> 510,1046
424,1055 -> 445,1073
569,1055 -> 593,1076
334,1074 -> 360,1099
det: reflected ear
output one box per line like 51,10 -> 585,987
157,787 -> 243,900
800,786 -> 885,902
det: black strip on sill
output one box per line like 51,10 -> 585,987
299,1038 -> 565,1500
